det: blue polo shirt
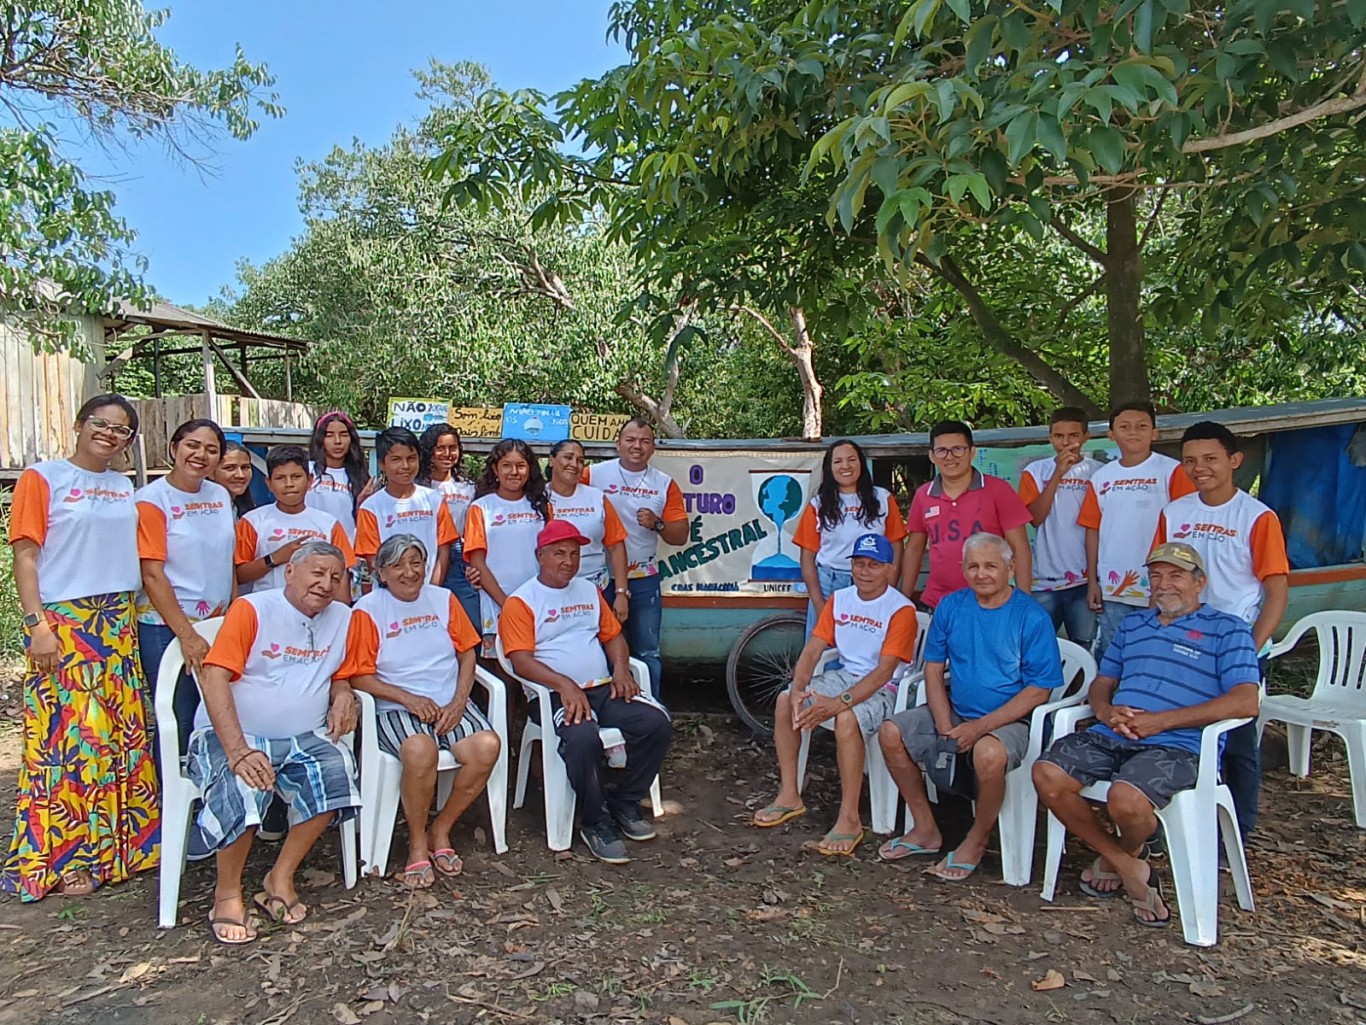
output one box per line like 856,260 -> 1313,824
1093,606 -> 1259,754
925,587 -> 1063,719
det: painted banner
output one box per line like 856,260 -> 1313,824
975,441 -> 1120,487
388,397 -> 451,432
571,412 -> 630,442
501,403 -> 572,443
651,451 -> 822,597
449,405 -> 506,438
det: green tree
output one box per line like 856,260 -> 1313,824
0,1 -> 281,352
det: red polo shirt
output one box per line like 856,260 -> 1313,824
906,470 -> 1032,607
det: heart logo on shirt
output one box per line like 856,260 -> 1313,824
62,488 -> 84,503
1098,481 -> 1112,496
260,643 -> 282,660
384,514 -> 396,528
545,608 -> 559,621
837,613 -> 850,624
1173,523 -> 1193,539
170,505 -> 185,520
385,621 -> 402,638
270,528 -> 285,539
604,484 -> 619,493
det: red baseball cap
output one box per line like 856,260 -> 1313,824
536,519 -> 590,549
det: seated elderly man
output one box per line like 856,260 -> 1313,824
189,541 -> 360,945
1033,542 -> 1259,927
752,533 -> 919,856
878,532 -> 1062,880
499,520 -> 672,865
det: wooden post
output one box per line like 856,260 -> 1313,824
201,329 -> 216,415
284,351 -> 293,402
153,338 -> 162,397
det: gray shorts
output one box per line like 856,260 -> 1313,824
790,669 -> 898,738
888,704 -> 1031,774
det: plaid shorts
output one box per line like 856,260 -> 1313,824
374,704 -> 495,760
187,728 -> 360,858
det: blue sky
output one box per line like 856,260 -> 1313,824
75,1 -> 624,307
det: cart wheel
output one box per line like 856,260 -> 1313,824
726,612 -> 807,740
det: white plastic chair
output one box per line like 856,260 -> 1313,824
1040,706 -> 1255,947
908,638 -> 1097,886
1258,611 -> 1366,827
497,638 -> 664,852
155,617 -> 359,929
794,611 -> 932,835
356,666 -> 510,878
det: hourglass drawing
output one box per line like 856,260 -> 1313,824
749,471 -> 807,582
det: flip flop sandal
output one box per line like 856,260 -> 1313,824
878,837 -> 942,862
927,850 -> 979,881
804,830 -> 864,857
431,849 -> 463,877
752,805 -> 807,828
1132,874 -> 1171,928
401,860 -> 435,889
57,870 -> 95,896
254,890 -> 308,925
208,913 -> 258,946
1079,857 -> 1123,898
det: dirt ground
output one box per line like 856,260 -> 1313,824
0,665 -> 1362,1025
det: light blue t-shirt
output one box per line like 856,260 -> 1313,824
924,587 -> 1063,719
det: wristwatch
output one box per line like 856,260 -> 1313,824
652,520 -> 665,534
839,691 -> 854,706
616,589 -> 631,599
263,551 -> 274,568
22,612 -> 44,630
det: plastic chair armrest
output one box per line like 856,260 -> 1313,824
355,689 -> 381,763
1196,716 -> 1252,787
1050,703 -> 1094,740
893,669 -> 925,714
474,666 -> 508,737
1026,690 -> 1089,760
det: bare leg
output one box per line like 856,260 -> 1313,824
821,710 -> 866,852
397,735 -> 439,868
212,829 -> 257,941
1033,762 -> 1159,911
429,731 -> 501,861
260,811 -> 335,923
935,735 -> 1006,878
878,719 -> 942,850
753,691 -> 806,824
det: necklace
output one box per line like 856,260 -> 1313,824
618,463 -> 650,488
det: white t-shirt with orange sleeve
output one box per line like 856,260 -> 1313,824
9,460 -> 141,603
432,477 -> 476,536
811,584 -> 919,685
548,483 -> 627,583
1077,452 -> 1194,606
194,589 -> 352,739
500,575 -> 622,688
792,487 -> 907,572
339,584 -> 480,712
586,459 -> 688,578
463,494 -> 547,633
1155,490 -> 1290,624
354,485 -> 457,581
235,504 -> 356,593
134,476 -> 236,624
1018,456 -> 1101,592
307,463 -> 358,541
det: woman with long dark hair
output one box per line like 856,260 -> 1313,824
417,424 -> 480,632
5,393 -> 159,900
136,418 -> 236,756
464,438 -> 550,645
213,441 -> 258,520
306,411 -> 372,542
792,439 -> 906,634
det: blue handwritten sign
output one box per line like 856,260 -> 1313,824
501,403 -> 572,443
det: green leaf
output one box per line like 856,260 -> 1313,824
946,0 -> 973,22
964,16 -> 997,74
872,154 -> 902,198
981,148 -> 1008,193
1086,126 -> 1125,174
934,79 -> 956,124
947,173 -> 970,205
1005,111 -> 1038,166
1132,0 -> 1161,52
796,57 -> 825,80
966,172 -> 992,209
1000,11 -> 1032,53
1266,38 -> 1299,81
1036,115 -> 1067,161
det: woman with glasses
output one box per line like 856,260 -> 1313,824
792,439 -> 907,635
4,394 -> 160,900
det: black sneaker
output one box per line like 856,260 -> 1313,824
611,804 -> 657,842
257,797 -> 289,843
580,823 -> 631,864
1142,829 -> 1166,861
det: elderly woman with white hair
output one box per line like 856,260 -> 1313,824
338,534 -> 500,889
876,532 -> 1062,881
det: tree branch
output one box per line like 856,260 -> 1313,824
732,304 -> 795,355
1049,216 -> 1109,267
614,378 -> 685,438
1183,74 -> 1366,154
1054,273 -> 1106,335
1139,187 -> 1169,251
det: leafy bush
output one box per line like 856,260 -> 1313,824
0,494 -> 22,657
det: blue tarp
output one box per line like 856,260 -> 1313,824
1261,424 -> 1366,568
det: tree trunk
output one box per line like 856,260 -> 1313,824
924,254 -> 1104,419
1105,188 -> 1149,406
787,306 -> 823,441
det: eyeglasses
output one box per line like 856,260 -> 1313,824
931,445 -> 970,459
85,416 -> 135,439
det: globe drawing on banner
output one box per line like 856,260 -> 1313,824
750,472 -> 806,581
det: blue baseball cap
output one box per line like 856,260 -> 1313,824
849,533 -> 896,565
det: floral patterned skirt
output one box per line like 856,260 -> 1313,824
0,592 -> 160,901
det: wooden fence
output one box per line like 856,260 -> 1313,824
119,396 -> 321,472
0,315 -> 106,472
